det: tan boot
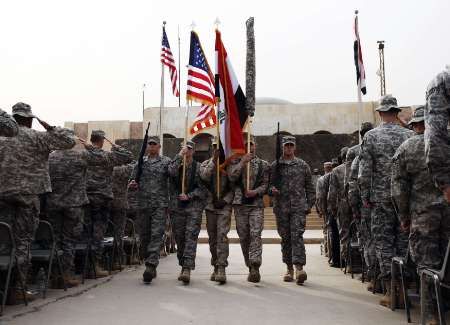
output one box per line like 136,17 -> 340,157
283,265 -> 294,282
366,279 -> 374,292
210,266 -> 218,282
94,263 -> 109,278
425,314 -> 439,325
64,275 -> 81,288
179,268 -> 191,284
295,264 -> 307,285
215,266 -> 227,284
379,280 -> 391,308
177,268 -> 184,281
247,267 -> 261,283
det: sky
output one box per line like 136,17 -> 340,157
1,0 -> 449,127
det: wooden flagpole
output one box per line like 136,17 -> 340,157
181,101 -> 189,194
215,18 -> 221,199
246,118 -> 252,191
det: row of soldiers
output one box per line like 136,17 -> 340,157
315,67 -> 450,324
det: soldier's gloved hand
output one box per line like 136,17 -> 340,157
128,180 -> 139,191
179,147 -> 188,156
400,220 -> 411,232
244,189 -> 257,198
83,143 -> 94,150
241,153 -> 253,164
178,193 -> 190,201
270,186 -> 280,196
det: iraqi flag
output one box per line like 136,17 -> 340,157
354,13 -> 367,95
215,29 -> 248,164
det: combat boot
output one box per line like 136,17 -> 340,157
295,264 -> 307,285
366,278 -> 374,292
379,280 -> 391,308
210,266 -> 218,281
177,268 -> 183,281
143,264 -> 156,284
247,266 -> 261,283
94,263 -> 109,278
215,266 -> 227,284
179,268 -> 191,284
283,264 -> 294,282
7,289 -> 37,305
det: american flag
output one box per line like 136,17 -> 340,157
186,31 -> 215,106
187,31 -> 217,135
161,26 -> 179,97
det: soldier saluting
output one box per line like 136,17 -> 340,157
269,135 -> 315,285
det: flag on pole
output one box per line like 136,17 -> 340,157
354,13 -> 367,95
186,31 -> 216,106
215,29 -> 248,163
190,104 -> 217,135
161,26 -> 180,97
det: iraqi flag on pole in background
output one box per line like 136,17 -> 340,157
215,28 -> 248,164
354,12 -> 367,95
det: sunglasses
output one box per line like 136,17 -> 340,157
284,143 -> 295,147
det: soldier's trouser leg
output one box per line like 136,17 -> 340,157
234,205 -> 264,268
206,206 -> 232,267
86,203 -> 109,261
138,207 -> 166,267
276,210 -> 306,266
47,207 -> 83,274
371,202 -> 408,280
327,215 -> 341,265
0,197 -> 40,283
172,209 -> 187,267
410,205 -> 450,317
111,208 -> 127,259
337,204 -> 351,263
173,208 -> 203,270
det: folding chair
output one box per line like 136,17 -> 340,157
0,222 -> 29,315
391,243 -> 418,323
74,221 -> 97,284
420,241 -> 450,325
102,219 -> 122,274
122,218 -> 140,265
31,220 -> 67,298
344,220 -> 364,280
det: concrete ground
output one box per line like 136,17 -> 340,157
0,244 -> 436,325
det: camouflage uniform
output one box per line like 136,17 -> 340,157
111,164 -> 134,260
0,122 -> 75,277
0,108 -> 18,137
269,156 -> 315,267
85,142 -> 133,260
424,68 -> 450,195
200,157 -> 234,267
328,159 -> 351,263
47,149 -> 92,273
168,154 -> 207,269
131,155 -> 170,267
228,156 -> 269,268
358,97 -> 414,280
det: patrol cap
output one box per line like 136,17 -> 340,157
376,95 -> 401,112
148,136 -> 160,145
91,130 -> 106,138
12,102 -> 35,118
186,140 -> 195,149
323,161 -> 332,168
282,135 -> 296,146
408,106 -> 425,125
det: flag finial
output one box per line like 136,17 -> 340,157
354,10 -> 359,15
163,21 -> 166,26
190,21 -> 196,31
214,17 -> 221,30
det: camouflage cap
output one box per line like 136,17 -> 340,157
12,102 -> 35,118
408,106 -> 425,125
91,130 -> 106,138
282,135 -> 296,145
376,94 -> 401,112
148,136 -> 160,144
186,140 -> 195,149
323,161 -> 332,167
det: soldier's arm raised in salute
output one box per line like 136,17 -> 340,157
38,125 -> 76,152
107,144 -> 133,166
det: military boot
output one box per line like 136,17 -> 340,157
143,264 -> 156,284
366,278 -> 374,292
94,263 -> 109,278
210,266 -> 218,282
247,266 -> 261,283
179,268 -> 191,284
379,280 -> 392,308
7,289 -> 37,305
295,264 -> 307,285
63,274 -> 81,288
177,268 -> 184,281
215,266 -> 227,284
283,264 -> 294,282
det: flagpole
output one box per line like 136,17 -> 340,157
355,11 -> 363,144
246,118 -> 252,191
160,21 -> 166,154
181,100 -> 189,194
214,18 -> 221,200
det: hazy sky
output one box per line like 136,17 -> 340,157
1,0 -> 449,127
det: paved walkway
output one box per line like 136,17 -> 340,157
1,244 -> 427,325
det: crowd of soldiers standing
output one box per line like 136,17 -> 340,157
0,68 -> 448,324
315,68 -> 450,324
